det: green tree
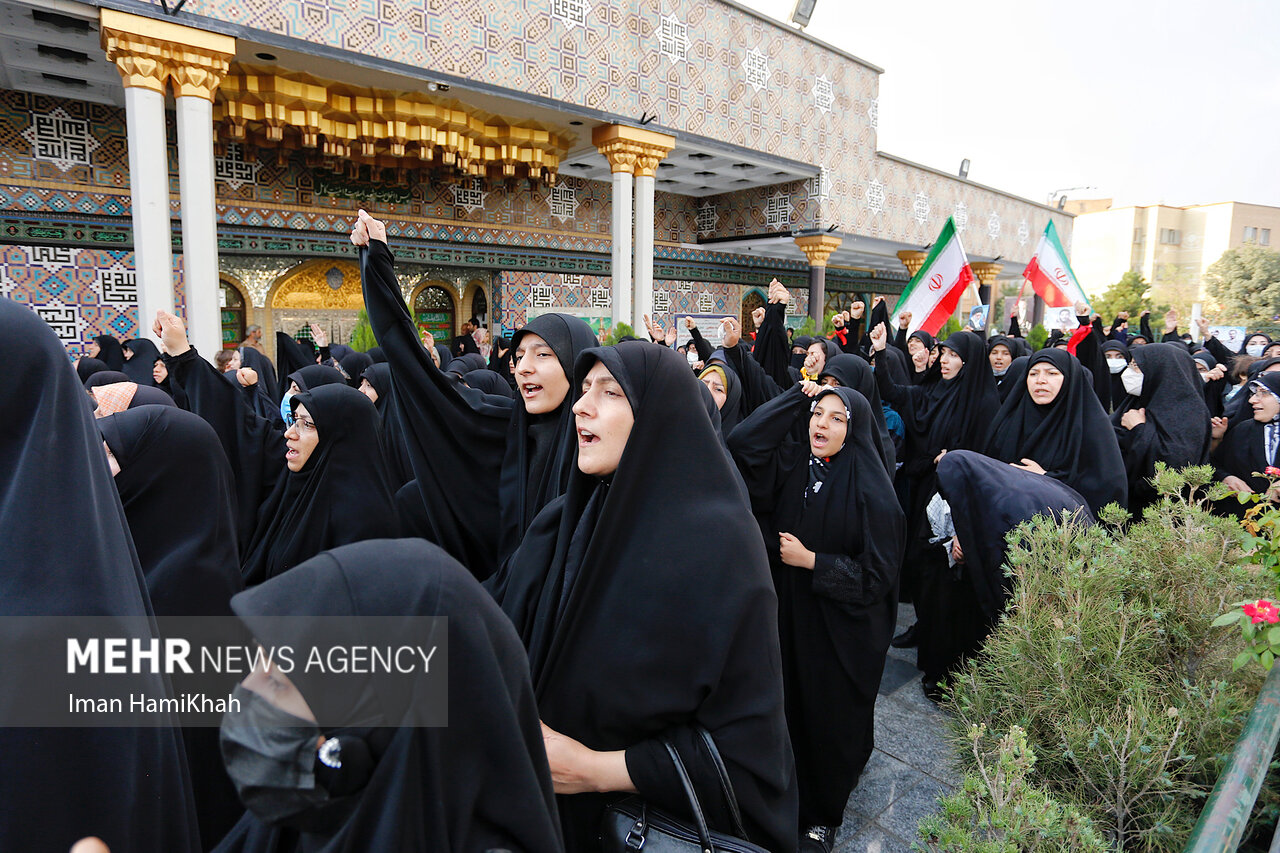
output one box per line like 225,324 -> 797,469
1089,271 -> 1164,322
1205,244 -> 1280,328
349,308 -> 377,352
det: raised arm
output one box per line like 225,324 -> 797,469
354,210 -> 511,578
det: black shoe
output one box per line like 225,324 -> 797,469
800,825 -> 834,853
922,678 -> 945,704
891,622 -> 920,648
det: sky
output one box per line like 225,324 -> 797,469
739,0 -> 1280,210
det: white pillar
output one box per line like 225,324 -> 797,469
610,170 -> 634,330
176,95 -> 221,359
123,85 -> 174,332
633,172 -> 655,327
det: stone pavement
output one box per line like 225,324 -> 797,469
834,603 -> 959,853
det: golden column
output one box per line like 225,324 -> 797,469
101,9 -> 235,356
795,234 -> 843,325
970,261 -> 1004,334
592,125 -> 676,330
896,249 -> 928,279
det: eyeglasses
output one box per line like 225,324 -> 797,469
284,411 -> 317,433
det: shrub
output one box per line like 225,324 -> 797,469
915,725 -> 1106,852
1027,322 -> 1048,351
942,466 -> 1274,850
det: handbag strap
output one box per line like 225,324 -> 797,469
663,738 -> 715,853
695,727 -> 749,842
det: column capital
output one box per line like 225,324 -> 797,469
100,8 -> 235,96
896,249 -> 928,278
591,124 -> 676,176
970,261 -> 1004,287
794,234 -> 842,268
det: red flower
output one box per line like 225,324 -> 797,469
1267,466 -> 1280,477
1242,600 -> 1280,624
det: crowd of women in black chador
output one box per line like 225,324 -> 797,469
8,204 -> 1277,853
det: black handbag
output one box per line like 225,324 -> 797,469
600,728 -> 770,853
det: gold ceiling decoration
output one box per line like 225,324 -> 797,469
214,66 -> 571,184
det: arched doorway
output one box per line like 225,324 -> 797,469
741,288 -> 765,335
268,260 -> 364,349
412,282 -> 458,347
219,277 -> 246,349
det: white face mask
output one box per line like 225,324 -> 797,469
686,350 -> 698,365
1121,366 -> 1144,397
1107,358 -> 1127,374
1248,344 -> 1267,358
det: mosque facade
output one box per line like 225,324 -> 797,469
0,0 -> 1071,360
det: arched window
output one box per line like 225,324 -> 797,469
414,285 -> 456,345
220,281 -> 245,349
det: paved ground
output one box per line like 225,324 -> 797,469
833,604 -> 959,853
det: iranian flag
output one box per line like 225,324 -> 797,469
1021,221 -> 1089,308
891,217 -> 975,336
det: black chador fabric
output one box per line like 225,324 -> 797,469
367,346 -> 387,363
94,333 -> 126,370
753,302 -> 796,388
496,312 -> 598,562
359,240 -> 513,578
987,335 -> 1017,399
487,335 -> 514,387
240,345 -> 279,403
339,351 -> 374,388
1100,340 -> 1131,413
790,334 -> 813,371
986,348 -> 1128,513
1212,372 -> 1280,500
123,337 -> 162,385
97,405 -> 246,849
878,343 -> 912,387
451,330 -> 481,356
98,406 -> 244,616
241,384 -> 397,585
487,342 -> 798,853
728,386 -> 905,827
434,344 -> 453,371
276,333 -> 318,396
165,348 -> 288,556
288,363 -> 345,392
818,353 -> 895,474
463,368 -> 514,398
1193,350 -> 1228,418
361,362 -> 413,489
0,296 -> 200,853
700,356 -> 746,433
1111,343 -> 1211,514
930,450 -> 1095,672
212,540 -> 563,853
445,352 -> 487,377
77,355 -> 108,383
893,329 -> 936,384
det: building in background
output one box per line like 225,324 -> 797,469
1069,199 -> 1280,307
0,0 -> 1068,361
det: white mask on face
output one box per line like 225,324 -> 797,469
686,350 -> 698,365
1107,358 -> 1127,374
1121,366 -> 1144,397
1248,344 -> 1267,358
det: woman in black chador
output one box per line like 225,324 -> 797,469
985,347 -> 1127,515
486,342 -> 798,853
98,405 -> 246,849
155,310 -> 396,581
213,540 -> 563,853
727,381 -> 905,850
353,210 -> 596,576
1111,342 -> 1211,515
0,296 -> 200,852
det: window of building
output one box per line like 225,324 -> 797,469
1133,228 -> 1144,244
1244,226 -> 1258,243
1262,229 -> 1272,247
1159,228 -> 1180,245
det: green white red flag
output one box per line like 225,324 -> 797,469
1021,221 -> 1089,309
890,217 -> 975,336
